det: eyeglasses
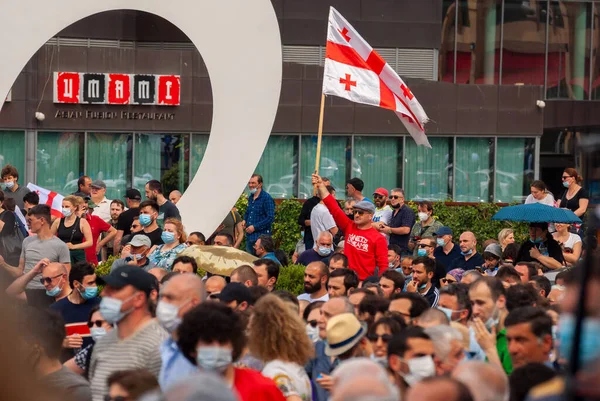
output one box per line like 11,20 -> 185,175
104,396 -> 128,401
441,278 -> 456,284
307,319 -> 318,327
561,176 -> 572,180
418,244 -> 433,248
39,274 -> 63,285
367,333 -> 393,342
352,210 -> 366,216
88,319 -> 106,328
389,195 -> 403,200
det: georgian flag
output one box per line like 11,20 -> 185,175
27,183 -> 64,219
322,7 -> 431,148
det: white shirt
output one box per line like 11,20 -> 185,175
262,360 -> 312,401
92,196 -> 112,223
525,193 -> 555,206
297,292 -> 329,303
556,232 -> 581,251
372,205 -> 393,242
310,203 -> 336,248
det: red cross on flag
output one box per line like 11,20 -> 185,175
27,183 -> 64,219
322,7 -> 431,148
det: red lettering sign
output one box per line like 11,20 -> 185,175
157,75 -> 181,106
54,72 -> 81,103
107,74 -> 131,105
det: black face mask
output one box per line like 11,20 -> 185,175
391,203 -> 401,209
346,213 -> 354,220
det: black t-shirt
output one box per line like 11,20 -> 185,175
516,238 -> 564,265
158,200 -> 181,228
433,260 -> 447,289
116,207 -> 139,235
560,187 -> 589,214
447,252 -> 485,271
50,296 -> 101,361
433,243 -> 463,270
298,196 -> 321,249
144,227 -> 164,247
0,210 -> 16,237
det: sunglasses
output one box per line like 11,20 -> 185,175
307,319 -> 318,327
39,274 -> 63,285
131,224 -> 141,229
373,194 -> 385,199
352,210 -> 366,216
418,244 -> 432,248
367,333 -> 393,342
88,319 -> 106,328
441,278 -> 457,284
389,195 -> 403,200
561,176 -> 572,180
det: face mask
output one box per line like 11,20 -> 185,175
138,214 -> 152,227
461,249 -> 473,256
485,307 -> 499,331
46,279 -> 63,297
99,295 -> 136,325
436,238 -> 446,247
370,353 -> 388,368
90,327 -> 107,342
418,212 -> 429,222
417,248 -> 427,257
79,285 -> 98,300
161,231 -> 176,244
562,180 -> 570,188
156,300 -> 187,333
559,313 -> 600,366
62,208 -> 72,217
300,231 -> 305,238
402,356 -> 435,386
418,283 -> 427,291
306,323 -> 320,343
131,252 -> 146,261
389,262 -> 395,269
438,307 -> 454,322
248,188 -> 257,195
530,237 -> 543,244
391,203 -> 401,209
4,181 -> 14,189
196,346 -> 233,373
317,246 -> 332,257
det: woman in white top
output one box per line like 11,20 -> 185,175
248,294 -> 313,401
525,180 -> 555,206
552,223 -> 582,267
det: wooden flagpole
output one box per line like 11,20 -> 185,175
314,93 -> 326,175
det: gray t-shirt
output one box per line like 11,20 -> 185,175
158,200 -> 180,229
89,319 -> 168,401
21,236 -> 70,290
3,185 -> 30,211
43,366 -> 92,401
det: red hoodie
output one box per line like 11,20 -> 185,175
323,195 -> 388,280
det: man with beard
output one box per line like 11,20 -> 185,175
406,256 -> 439,307
371,188 -> 393,242
298,261 -> 330,303
145,180 -> 180,229
382,188 -> 415,254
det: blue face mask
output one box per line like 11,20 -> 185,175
161,231 -> 176,244
138,214 -> 152,227
461,249 -> 473,256
438,307 -> 454,321
249,188 -> 257,195
90,327 -> 107,343
562,180 -> 570,188
417,248 -> 427,257
196,346 -> 233,373
4,181 -> 14,189
46,282 -> 63,297
559,313 -> 600,366
317,246 -> 332,257
530,237 -> 544,244
99,295 -> 136,325
79,285 -> 98,300
436,238 -> 446,247
418,283 -> 427,290
62,208 -> 72,217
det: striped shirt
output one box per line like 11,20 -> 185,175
89,319 -> 168,401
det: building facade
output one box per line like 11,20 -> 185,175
0,1 -> 598,203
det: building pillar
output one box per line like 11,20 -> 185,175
484,0 -> 497,84
573,3 -> 587,100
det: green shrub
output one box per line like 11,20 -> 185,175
275,264 -> 306,295
273,199 -> 303,255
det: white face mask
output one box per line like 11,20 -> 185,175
305,323 -> 320,343
402,356 -> 436,386
156,299 -> 189,333
418,212 -> 429,222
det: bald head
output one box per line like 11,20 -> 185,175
453,361 -> 508,401
332,358 -> 398,401
408,377 -> 474,401
44,262 -> 67,276
169,190 -> 182,204
163,273 -> 204,299
459,232 -> 477,254
205,276 -> 227,296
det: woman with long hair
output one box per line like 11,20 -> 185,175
552,223 -> 582,267
557,168 -> 589,233
51,195 -> 93,264
147,218 -> 187,270
367,316 -> 405,362
0,190 -> 19,267
248,294 -> 314,401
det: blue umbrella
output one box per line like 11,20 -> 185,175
492,203 -> 582,223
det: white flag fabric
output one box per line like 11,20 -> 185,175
27,183 -> 64,218
322,7 -> 431,148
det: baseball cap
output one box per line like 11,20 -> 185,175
353,200 -> 375,214
484,243 -> 502,258
325,313 -> 367,357
124,188 -> 142,201
101,265 -> 155,295
434,226 -> 453,236
91,180 -> 106,189
373,188 -> 389,198
216,282 -> 252,304
128,234 -> 151,248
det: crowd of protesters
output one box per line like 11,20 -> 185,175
0,162 -> 597,401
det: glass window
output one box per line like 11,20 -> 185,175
37,132 -> 83,195
301,136 -> 351,199
495,138 -> 535,202
190,134 -> 209,182
440,1 -> 458,83
454,138 -> 493,202
0,131 -> 25,181
255,136 -> 299,199
86,133 -> 132,200
134,133 -> 188,196
353,136 -> 402,197
404,137 -> 453,201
